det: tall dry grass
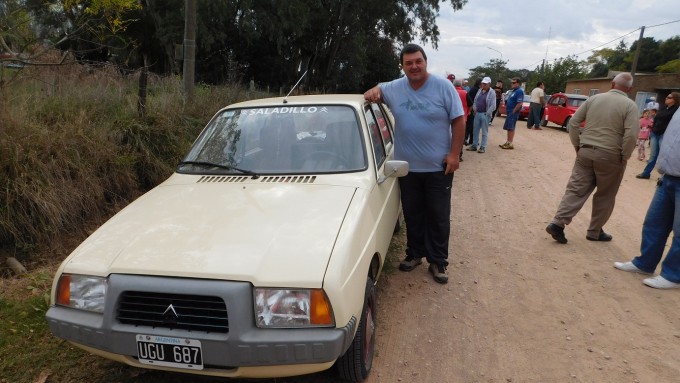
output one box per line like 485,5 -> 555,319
0,61 -> 267,265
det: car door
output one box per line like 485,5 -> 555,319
551,95 -> 569,125
364,103 -> 401,263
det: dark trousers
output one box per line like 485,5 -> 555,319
464,112 -> 474,144
399,171 -> 454,267
527,102 -> 543,128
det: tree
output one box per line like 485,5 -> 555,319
585,41 -> 628,78
657,36 -> 680,70
467,58 -> 509,84
624,37 -> 661,73
540,55 -> 587,93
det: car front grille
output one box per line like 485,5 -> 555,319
117,291 -> 229,333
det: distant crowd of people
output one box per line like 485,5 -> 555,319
365,43 -> 680,290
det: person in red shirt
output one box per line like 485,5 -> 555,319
452,77 -> 472,161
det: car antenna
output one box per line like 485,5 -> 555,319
283,69 -> 308,104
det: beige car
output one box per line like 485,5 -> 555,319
46,94 -> 408,381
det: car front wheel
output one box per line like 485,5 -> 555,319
336,276 -> 376,382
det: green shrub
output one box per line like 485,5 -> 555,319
0,63 -> 269,264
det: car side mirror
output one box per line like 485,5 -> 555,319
378,160 -> 409,184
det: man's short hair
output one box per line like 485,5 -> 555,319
453,78 -> 463,87
613,72 -> 633,88
400,44 -> 427,64
536,81 -> 544,87
512,78 -> 522,85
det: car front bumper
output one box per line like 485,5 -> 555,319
46,274 -> 356,377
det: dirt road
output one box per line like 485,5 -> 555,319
365,118 -> 680,383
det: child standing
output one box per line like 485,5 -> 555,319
638,109 -> 653,160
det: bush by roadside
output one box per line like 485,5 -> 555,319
0,62 -> 267,271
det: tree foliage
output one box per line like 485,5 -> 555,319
4,1 -> 680,94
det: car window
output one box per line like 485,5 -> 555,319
568,98 -> 587,108
524,95 -> 531,102
180,105 -> 367,174
365,106 -> 387,167
370,103 -> 393,149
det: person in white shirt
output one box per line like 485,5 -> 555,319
527,82 -> 546,130
646,96 -> 659,112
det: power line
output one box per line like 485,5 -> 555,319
647,18 -> 680,29
572,28 -> 640,57
523,18 -> 680,70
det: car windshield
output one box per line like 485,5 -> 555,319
178,105 -> 366,175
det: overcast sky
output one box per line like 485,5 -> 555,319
422,0 -> 680,81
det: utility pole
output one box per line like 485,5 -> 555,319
630,26 -> 645,84
182,0 -> 196,99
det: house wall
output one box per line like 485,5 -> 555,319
566,73 -> 680,111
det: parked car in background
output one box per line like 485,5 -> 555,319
542,93 -> 589,132
499,94 -> 531,120
46,94 -> 409,382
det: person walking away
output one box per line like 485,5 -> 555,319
489,80 -> 504,125
614,111 -> 680,289
467,77 -> 496,154
545,73 -> 639,244
453,78 -> 472,162
464,78 -> 481,146
499,78 -> 524,150
527,81 -> 546,130
638,109 -> 653,160
363,43 -> 465,284
636,92 -> 680,179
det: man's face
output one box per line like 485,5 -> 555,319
481,82 -> 490,91
402,52 -> 428,82
511,80 -> 519,89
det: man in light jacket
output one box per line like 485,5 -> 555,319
466,76 -> 496,154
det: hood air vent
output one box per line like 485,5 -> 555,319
197,175 -> 316,184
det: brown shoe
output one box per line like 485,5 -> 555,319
428,264 -> 448,284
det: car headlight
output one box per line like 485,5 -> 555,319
254,288 -> 334,328
56,274 -> 107,313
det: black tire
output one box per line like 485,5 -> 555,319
336,277 -> 376,382
541,118 -> 548,127
562,117 -> 571,132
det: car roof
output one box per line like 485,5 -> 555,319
226,94 -> 367,109
552,92 -> 588,99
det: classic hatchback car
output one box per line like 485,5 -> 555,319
46,94 -> 408,381
541,93 -> 588,131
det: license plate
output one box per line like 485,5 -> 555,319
136,334 -> 203,370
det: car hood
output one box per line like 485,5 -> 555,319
62,177 -> 356,287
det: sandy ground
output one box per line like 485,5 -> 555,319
365,117 -> 680,383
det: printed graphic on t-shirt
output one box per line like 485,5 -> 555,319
399,99 -> 432,112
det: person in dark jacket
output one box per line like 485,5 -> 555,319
464,79 -> 481,145
637,92 -> 680,179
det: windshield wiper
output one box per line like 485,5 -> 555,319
177,161 -> 259,178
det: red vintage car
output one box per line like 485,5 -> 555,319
541,93 -> 588,132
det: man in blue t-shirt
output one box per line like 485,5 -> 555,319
364,43 -> 465,284
499,78 -> 525,150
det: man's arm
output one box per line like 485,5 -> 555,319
621,104 -> 641,160
487,91 -> 497,116
568,101 -> 588,148
444,115 -> 466,174
512,91 -> 524,114
364,85 -> 383,103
